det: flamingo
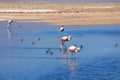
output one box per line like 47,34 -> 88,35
60,35 -> 72,42
60,25 -> 64,32
60,36 -> 72,52
8,20 -> 13,24
68,45 -> 80,58
7,20 -> 13,29
7,20 -> 13,40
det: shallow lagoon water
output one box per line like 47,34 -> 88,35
0,21 -> 120,80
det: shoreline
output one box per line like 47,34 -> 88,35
0,2 -> 120,25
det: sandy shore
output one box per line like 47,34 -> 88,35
0,2 -> 120,25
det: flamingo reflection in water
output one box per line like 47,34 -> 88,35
60,55 -> 79,80
68,59 -> 78,80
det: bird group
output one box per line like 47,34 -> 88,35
59,25 -> 82,58
7,20 -> 41,45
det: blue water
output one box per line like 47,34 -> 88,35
0,21 -> 120,80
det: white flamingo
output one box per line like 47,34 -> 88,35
8,20 -> 13,24
7,20 -> 13,39
7,20 -> 13,28
60,25 -> 64,32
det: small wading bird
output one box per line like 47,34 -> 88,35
60,25 -> 64,32
46,48 -> 53,55
68,45 -> 80,58
80,45 -> 83,50
115,43 -> 118,47
46,48 -> 50,54
38,37 -> 40,41
50,52 -> 53,55
32,42 -> 35,45
20,38 -> 23,42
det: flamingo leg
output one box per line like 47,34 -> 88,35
71,52 -> 76,59
60,41 -> 66,53
7,24 -> 12,40
71,52 -> 73,59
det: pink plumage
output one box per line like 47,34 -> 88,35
60,36 -> 72,42
68,45 -> 80,53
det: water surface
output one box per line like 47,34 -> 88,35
0,21 -> 120,80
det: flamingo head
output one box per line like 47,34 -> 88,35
77,48 -> 80,52
68,35 -> 72,41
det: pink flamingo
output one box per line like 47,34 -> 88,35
68,45 -> 80,58
60,35 -> 72,42
60,35 -> 72,53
